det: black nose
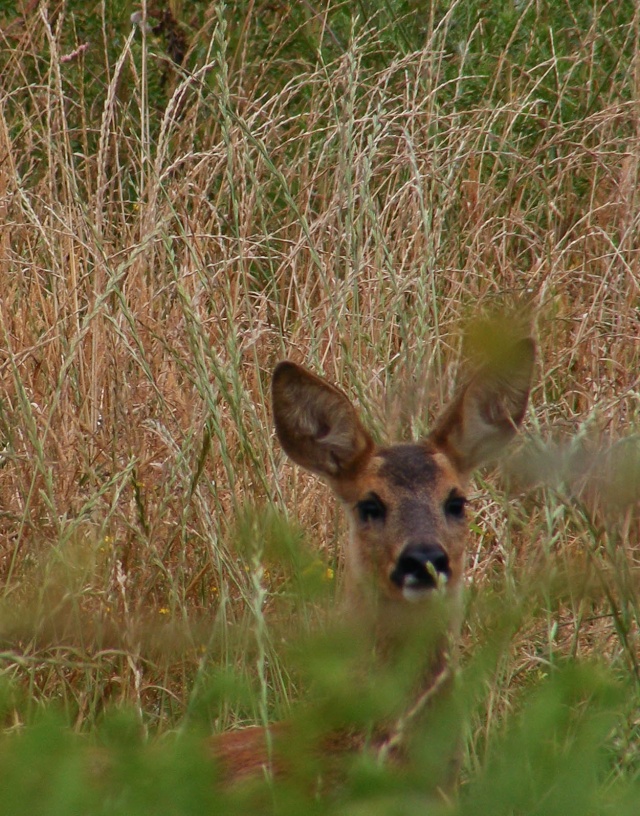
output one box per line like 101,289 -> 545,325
390,545 -> 451,591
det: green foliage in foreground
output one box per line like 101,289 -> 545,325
0,662 -> 637,815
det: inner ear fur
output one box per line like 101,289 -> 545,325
272,361 -> 374,478
429,337 -> 535,472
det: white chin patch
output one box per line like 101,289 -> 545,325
400,572 -> 448,602
401,585 -> 433,603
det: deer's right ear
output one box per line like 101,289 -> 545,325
271,362 -> 374,479
429,337 -> 535,473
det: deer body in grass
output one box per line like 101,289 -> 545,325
211,337 -> 535,784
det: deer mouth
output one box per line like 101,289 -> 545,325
389,545 -> 451,601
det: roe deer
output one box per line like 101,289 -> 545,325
211,335 -> 535,786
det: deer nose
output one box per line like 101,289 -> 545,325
390,545 -> 451,594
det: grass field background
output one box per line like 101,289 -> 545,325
0,1 -> 639,812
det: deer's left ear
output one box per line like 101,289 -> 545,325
272,361 -> 374,479
429,338 -> 535,473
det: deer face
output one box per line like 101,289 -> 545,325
329,443 -> 468,603
271,338 -> 534,613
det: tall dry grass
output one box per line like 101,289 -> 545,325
0,0 -> 638,798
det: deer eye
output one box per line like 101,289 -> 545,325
356,494 -> 387,524
444,491 -> 467,519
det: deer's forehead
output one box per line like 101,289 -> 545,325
337,444 -> 462,502
376,445 -> 448,488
